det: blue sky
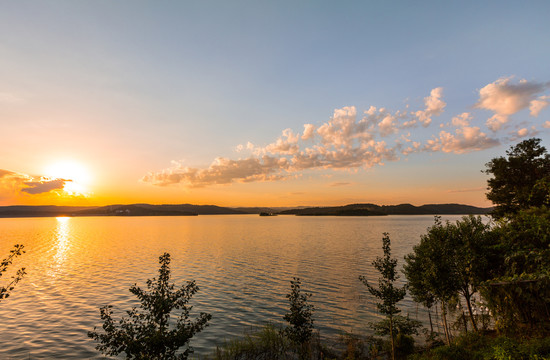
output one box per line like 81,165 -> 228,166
1,1 -> 549,206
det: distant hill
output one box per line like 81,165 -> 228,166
278,203 -> 492,216
73,204 -> 198,216
0,203 -> 245,218
0,205 -> 95,218
0,203 -> 492,218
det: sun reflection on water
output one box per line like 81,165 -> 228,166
51,216 -> 71,275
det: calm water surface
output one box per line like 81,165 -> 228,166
0,215 -> 464,359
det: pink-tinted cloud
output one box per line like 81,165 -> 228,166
141,156 -> 290,187
530,95 -> 550,117
143,78 -> 548,188
451,112 -> 472,127
425,126 -> 499,154
301,124 -> 316,140
414,87 -> 446,127
475,77 -> 549,131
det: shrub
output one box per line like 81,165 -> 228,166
88,253 -> 211,359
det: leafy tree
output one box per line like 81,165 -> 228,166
0,244 -> 26,301
283,277 -> 315,347
360,233 -> 407,360
480,207 -> 550,330
451,215 -> 495,332
485,138 -> 550,219
88,253 -> 212,359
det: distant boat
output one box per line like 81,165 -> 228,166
259,212 -> 276,216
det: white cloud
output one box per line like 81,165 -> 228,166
543,121 -> 550,129
510,126 -> 538,141
143,77 -> 548,188
264,128 -> 300,155
486,114 -> 509,132
141,156 -> 290,187
530,95 -> 550,117
301,124 -> 316,140
414,87 -> 446,127
452,112 -> 472,127
316,106 -> 372,148
425,127 -> 499,154
475,77 -> 549,130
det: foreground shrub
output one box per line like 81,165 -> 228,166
210,324 -> 290,360
411,332 -> 550,360
360,233 -> 407,360
283,277 -> 315,345
88,253 -> 211,359
0,244 -> 26,301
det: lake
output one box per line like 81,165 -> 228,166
0,214 -> 465,359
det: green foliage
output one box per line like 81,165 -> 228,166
370,314 -> 422,337
0,244 -> 26,301
404,216 -> 495,337
208,324 -> 330,360
88,253 -> 211,359
360,233 -> 407,317
479,207 -> 550,330
360,233 -> 407,360
412,332 -> 550,360
404,218 -> 458,307
283,277 -> 315,346
485,138 -> 550,219
210,324 -> 290,360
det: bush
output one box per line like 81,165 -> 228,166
88,253 -> 211,359
0,244 -> 26,301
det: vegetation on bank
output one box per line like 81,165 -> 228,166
209,138 -> 550,359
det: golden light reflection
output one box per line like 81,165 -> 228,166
51,216 -> 71,275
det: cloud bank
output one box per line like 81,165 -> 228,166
0,169 -> 68,197
142,77 -> 550,188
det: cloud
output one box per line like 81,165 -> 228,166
316,106 -> 372,147
414,87 -> 446,127
301,124 -> 316,140
329,182 -> 352,187
141,156 -> 290,187
530,95 -> 550,117
543,121 -> 550,129
509,126 -> 538,141
452,112 -> 472,127
475,77 -> 549,131
425,126 -> 500,154
264,128 -> 300,155
22,179 -> 67,194
447,187 -> 485,193
143,77 -> 547,188
0,169 -> 69,197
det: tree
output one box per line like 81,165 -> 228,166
360,233 -> 407,360
0,244 -> 26,301
480,207 -> 550,330
485,138 -> 550,219
88,253 -> 212,359
283,277 -> 315,347
404,218 -> 458,345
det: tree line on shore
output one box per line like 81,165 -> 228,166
2,138 -> 549,359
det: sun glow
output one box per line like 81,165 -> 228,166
44,161 -> 92,196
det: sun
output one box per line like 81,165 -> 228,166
44,161 -> 92,196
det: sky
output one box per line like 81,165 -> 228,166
1,0 -> 549,207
